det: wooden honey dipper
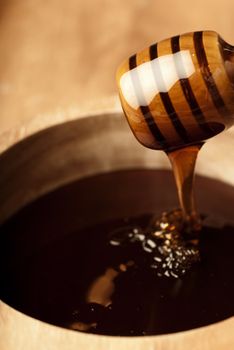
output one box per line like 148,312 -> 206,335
116,30 -> 234,234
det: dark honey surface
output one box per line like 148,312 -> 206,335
0,169 -> 234,336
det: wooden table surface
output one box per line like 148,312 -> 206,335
0,0 -> 234,134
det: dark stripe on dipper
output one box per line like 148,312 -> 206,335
193,31 -> 230,116
129,54 -> 137,70
128,54 -> 168,148
171,35 -> 214,136
150,43 -> 190,144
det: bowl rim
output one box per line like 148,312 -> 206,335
0,104 -> 234,350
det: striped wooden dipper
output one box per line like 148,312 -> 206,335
116,31 -> 234,152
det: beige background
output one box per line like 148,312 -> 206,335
0,0 -> 234,133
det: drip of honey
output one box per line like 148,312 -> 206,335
167,144 -> 203,235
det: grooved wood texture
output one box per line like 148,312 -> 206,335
117,31 -> 234,151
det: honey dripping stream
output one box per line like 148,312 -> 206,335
167,143 -> 203,236
108,145 -> 203,280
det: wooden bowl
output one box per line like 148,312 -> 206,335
0,106 -> 234,349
